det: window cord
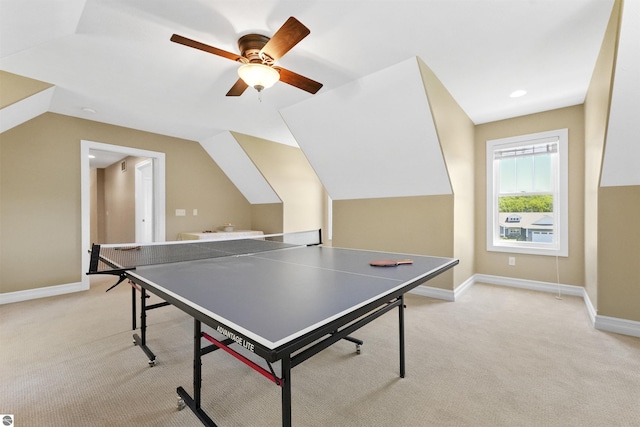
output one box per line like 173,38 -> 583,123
555,255 -> 562,300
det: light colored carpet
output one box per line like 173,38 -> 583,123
1,276 -> 639,426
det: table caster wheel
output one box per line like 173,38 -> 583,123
356,344 -> 361,354
148,359 -> 156,367
177,398 -> 186,410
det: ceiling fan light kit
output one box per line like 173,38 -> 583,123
170,16 -> 322,97
237,63 -> 280,92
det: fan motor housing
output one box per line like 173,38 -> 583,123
238,34 -> 271,63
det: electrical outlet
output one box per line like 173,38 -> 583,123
175,209 -> 186,217
193,209 -> 198,216
509,256 -> 516,266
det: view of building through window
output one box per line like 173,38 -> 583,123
497,142 -> 556,243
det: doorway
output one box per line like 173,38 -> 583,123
81,140 -> 166,289
135,159 -> 154,242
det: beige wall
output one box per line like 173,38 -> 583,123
101,155 -> 146,244
250,203 -> 283,235
594,0 -> 640,323
0,112 -> 251,293
419,59 -> 476,286
0,70 -> 52,109
598,185 -> 640,321
584,0 -> 621,307
475,106 -> 586,286
333,195 -> 454,290
0,126 -> 3,280
1,114 -> 82,292
166,141 -> 252,238
234,132 -> 324,234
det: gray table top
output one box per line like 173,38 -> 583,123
126,245 -> 457,351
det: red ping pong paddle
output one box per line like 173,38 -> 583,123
369,259 -> 413,267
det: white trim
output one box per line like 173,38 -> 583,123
473,274 -> 640,338
0,86 -> 55,133
583,290 -> 597,326
409,285 -> 455,301
0,281 -> 86,305
409,274 -> 640,339
453,275 -> 475,300
135,159 -> 154,243
473,273 -> 583,297
595,316 -> 640,338
408,275 -> 474,301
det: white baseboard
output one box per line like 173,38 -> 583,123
412,273 -> 640,339
595,315 -> 640,338
4,274 -> 639,338
0,281 -> 88,305
409,274 -> 475,301
410,285 -> 455,301
472,274 -> 640,338
473,274 -> 584,297
582,290 -> 597,326
453,275 -> 475,300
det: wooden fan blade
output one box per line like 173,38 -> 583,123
275,67 -> 323,94
171,34 -> 242,62
226,78 -> 249,96
261,17 -> 310,62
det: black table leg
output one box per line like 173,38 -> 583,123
399,294 -> 405,378
131,284 -> 136,330
281,355 -> 292,427
133,287 -> 156,365
194,319 -> 202,408
176,319 -> 217,426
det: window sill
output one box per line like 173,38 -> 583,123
488,243 -> 567,257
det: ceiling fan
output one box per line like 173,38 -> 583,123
170,17 -> 323,96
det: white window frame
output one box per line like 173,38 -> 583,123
486,129 -> 568,257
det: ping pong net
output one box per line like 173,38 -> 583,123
87,229 -> 322,276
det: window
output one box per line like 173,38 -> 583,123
486,129 -> 568,256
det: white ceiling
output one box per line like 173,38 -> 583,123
0,0 -> 616,148
88,149 -> 127,169
281,58 -> 453,200
601,0 -> 640,187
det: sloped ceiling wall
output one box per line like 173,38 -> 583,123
0,71 -> 54,133
280,57 -> 452,201
601,0 -> 640,187
2,3 -> 637,200
0,86 -> 54,133
199,131 -> 280,204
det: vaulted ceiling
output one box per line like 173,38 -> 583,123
1,0 -> 618,148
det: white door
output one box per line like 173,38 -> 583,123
135,160 -> 154,242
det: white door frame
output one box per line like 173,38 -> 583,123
80,140 -> 166,289
135,159 -> 154,242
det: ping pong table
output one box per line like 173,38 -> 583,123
88,231 -> 458,427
